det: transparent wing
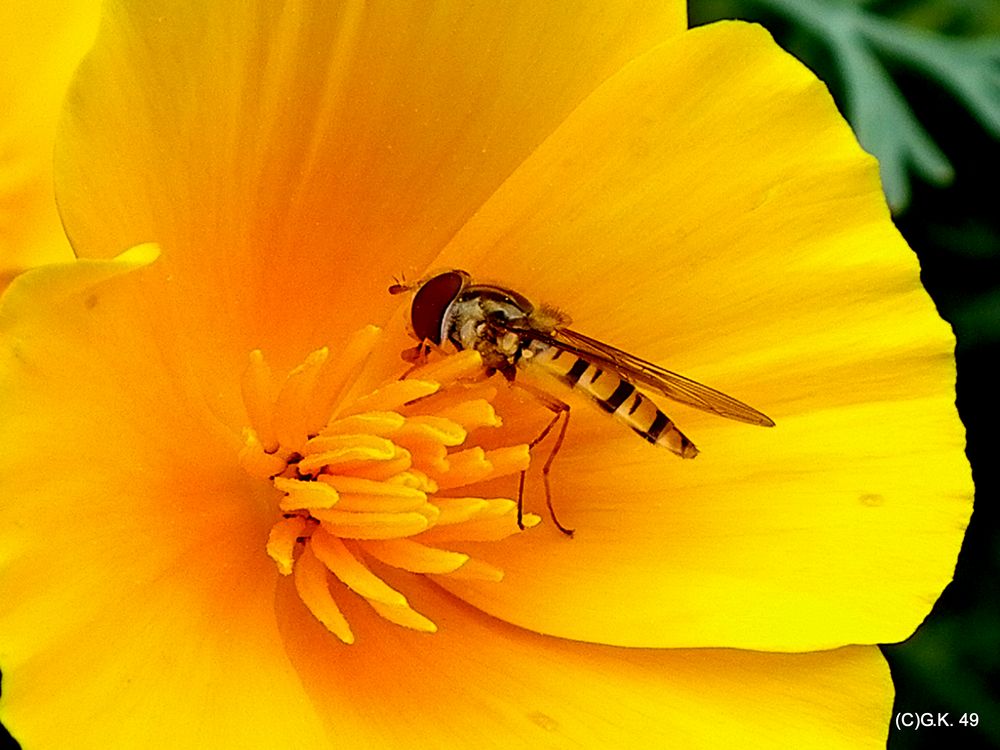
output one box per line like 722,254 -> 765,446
510,323 -> 775,427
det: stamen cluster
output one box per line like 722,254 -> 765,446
238,326 -> 535,642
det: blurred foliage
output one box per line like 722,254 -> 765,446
691,1 -> 999,748
692,0 -> 1000,212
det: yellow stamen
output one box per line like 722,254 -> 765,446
301,433 -> 398,457
427,496 -> 491,525
363,538 -> 470,574
387,470 -> 438,493
313,510 -> 431,539
321,411 -> 407,437
243,330 -> 538,642
267,515 -> 310,575
241,350 -> 278,453
274,477 -> 340,511
310,529 -> 409,607
329,451 -> 414,482
420,500 -> 541,543
296,441 -> 407,476
406,383 -> 502,426
341,379 -> 440,415
444,558 -> 506,582
316,475 -> 428,512
294,544 -> 355,644
368,600 -> 438,634
306,325 -> 382,434
273,347 -> 329,451
394,415 -> 467,447
326,492 -> 429,514
404,348 -> 486,383
238,427 -> 288,480
432,445 -> 531,489
483,445 -> 533,476
318,474 -> 423,496
431,398 -> 502,431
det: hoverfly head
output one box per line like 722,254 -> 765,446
392,270 -> 471,345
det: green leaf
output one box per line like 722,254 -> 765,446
733,0 -> 1000,212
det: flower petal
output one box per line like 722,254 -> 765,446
420,22 -> 972,649
1,538 -> 331,749
0,0 -> 100,285
54,0 -> 685,371
0,252 -> 328,746
275,573 -> 893,749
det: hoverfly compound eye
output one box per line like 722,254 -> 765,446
410,271 -> 469,345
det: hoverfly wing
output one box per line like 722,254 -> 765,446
507,323 -> 775,427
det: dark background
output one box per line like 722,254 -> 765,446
1,2 -> 996,748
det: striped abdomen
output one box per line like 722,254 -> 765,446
526,344 -> 699,458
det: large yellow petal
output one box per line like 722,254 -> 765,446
1,539 -> 330,750
415,22 -> 972,649
0,253 -> 328,747
0,0 -> 100,286
53,0 -> 685,378
277,573 -> 894,749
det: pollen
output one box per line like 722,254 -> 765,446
240,326 -> 536,643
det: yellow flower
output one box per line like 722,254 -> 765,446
0,1 -> 101,288
0,2 -> 971,748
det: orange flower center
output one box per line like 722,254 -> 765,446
237,325 -> 535,643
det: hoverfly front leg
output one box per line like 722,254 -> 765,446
398,339 -> 447,379
513,380 -> 574,537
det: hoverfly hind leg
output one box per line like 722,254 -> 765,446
514,381 -> 575,538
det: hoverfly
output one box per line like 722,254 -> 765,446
390,270 -> 774,536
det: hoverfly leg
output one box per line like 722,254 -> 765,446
398,339 -> 441,379
513,381 -> 575,537
516,471 -> 529,530
400,342 -> 428,364
387,272 -> 416,296
538,408 -> 573,537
